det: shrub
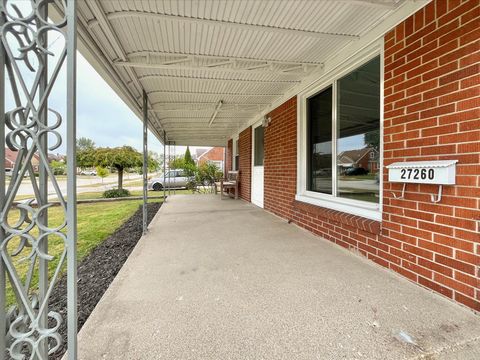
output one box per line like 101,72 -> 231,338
102,188 -> 131,198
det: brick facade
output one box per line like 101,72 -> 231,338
229,0 -> 480,311
264,97 -> 297,220
238,126 -> 252,202
383,0 -> 480,311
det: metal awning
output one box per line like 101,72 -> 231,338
52,0 -> 428,146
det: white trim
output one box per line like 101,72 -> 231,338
251,120 -> 264,208
295,194 -> 382,221
232,134 -> 239,171
297,41 -> 383,220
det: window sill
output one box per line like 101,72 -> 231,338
295,193 -> 382,223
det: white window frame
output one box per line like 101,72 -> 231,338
296,40 -> 384,221
232,135 -> 239,171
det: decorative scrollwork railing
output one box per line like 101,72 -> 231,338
0,1 -> 73,359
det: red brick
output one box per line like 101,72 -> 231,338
419,276 -> 453,298
440,64 -> 480,85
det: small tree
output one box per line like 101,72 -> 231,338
50,160 -> 66,175
184,146 -> 195,166
197,162 -> 222,193
96,166 -> 109,184
94,146 -> 142,190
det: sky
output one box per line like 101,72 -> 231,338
3,2 -> 202,158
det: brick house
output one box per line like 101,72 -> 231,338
196,147 -> 225,171
338,148 -> 380,174
4,148 -> 40,172
225,1 -> 480,311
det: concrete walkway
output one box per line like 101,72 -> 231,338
77,195 -> 480,360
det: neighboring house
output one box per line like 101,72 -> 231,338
197,147 -> 225,171
48,153 -> 66,163
4,148 -> 63,172
338,148 -> 379,174
4,148 -> 16,170
194,148 -> 209,162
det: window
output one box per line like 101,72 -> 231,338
298,53 -> 382,220
234,138 -> 239,171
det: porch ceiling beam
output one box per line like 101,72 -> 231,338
147,90 -> 282,97
152,102 -> 270,107
94,11 -> 360,41
138,74 -> 300,84
115,61 -> 315,76
160,117 -> 250,121
151,109 -> 258,114
128,51 -> 321,67
114,58 -> 319,76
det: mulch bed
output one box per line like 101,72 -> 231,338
48,202 -> 162,359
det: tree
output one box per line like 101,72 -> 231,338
184,146 -> 195,166
76,137 -> 95,151
148,151 -> 162,173
94,146 -> 142,190
50,160 -> 66,175
76,148 -> 95,170
96,166 -> 109,184
364,129 -> 380,151
76,137 -> 96,170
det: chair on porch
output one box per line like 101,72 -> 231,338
216,171 -> 240,199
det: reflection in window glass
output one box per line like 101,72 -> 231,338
307,86 -> 332,194
337,56 -> 380,203
254,126 -> 264,166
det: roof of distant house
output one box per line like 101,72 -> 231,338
338,148 -> 375,164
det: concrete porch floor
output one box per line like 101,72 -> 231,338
77,195 -> 480,360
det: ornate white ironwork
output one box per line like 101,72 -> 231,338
0,1 -> 73,358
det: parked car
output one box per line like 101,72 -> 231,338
80,169 -> 97,176
345,167 -> 369,176
5,169 -> 13,177
148,170 -> 188,191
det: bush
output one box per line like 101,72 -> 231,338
102,188 -> 131,198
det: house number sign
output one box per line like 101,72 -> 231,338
387,160 -> 458,185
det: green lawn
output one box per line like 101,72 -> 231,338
339,174 -> 377,181
5,199 -> 161,305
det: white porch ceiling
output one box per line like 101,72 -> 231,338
58,0 -> 429,146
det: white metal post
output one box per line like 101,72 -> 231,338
142,90 -> 148,234
0,11 -> 5,358
66,0 -> 78,358
38,4 -> 49,356
168,141 -> 171,197
163,131 -> 166,202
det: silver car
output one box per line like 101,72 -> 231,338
148,170 -> 188,191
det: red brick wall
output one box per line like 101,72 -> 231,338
238,126 -> 252,202
226,139 -> 233,173
264,97 -> 297,220
383,0 -> 480,311
260,1 -> 479,312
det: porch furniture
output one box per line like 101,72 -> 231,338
217,171 -> 240,199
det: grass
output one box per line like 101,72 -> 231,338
338,191 -> 379,203
5,199 -> 162,306
339,174 -> 377,181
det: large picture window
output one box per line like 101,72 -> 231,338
299,53 -> 381,220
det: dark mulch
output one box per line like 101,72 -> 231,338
48,202 -> 162,359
